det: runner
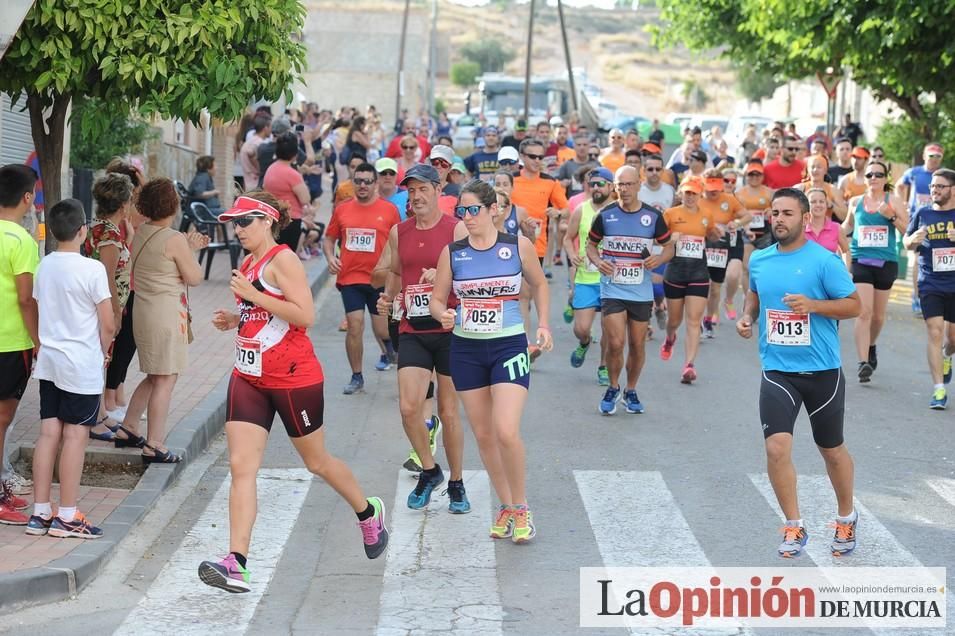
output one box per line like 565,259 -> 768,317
376,164 -> 470,512
375,157 -> 408,220
805,188 -> 850,258
736,161 -> 775,298
763,136 -> 806,189
661,177 -> 719,383
639,153 -> 676,329
842,160 -> 908,383
903,168 -> 955,409
429,179 -> 552,543
795,154 -> 847,220
323,163 -> 401,393
199,191 -> 388,593
828,138 -> 854,183
698,169 -> 750,336
493,171 -> 535,239
836,146 -> 870,204
464,126 -> 501,181
599,129 -> 626,174
900,143 -> 945,315
563,168 -> 614,386
736,187 -> 861,558
587,166 -> 672,414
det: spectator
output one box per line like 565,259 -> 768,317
435,112 -> 453,139
240,115 -> 271,192
264,133 -> 313,253
342,116 -> 372,166
233,111 -> 255,191
0,165 -> 40,518
188,155 -> 222,214
836,113 -> 865,147
28,198 -> 115,539
254,117 -> 293,189
122,178 -> 209,464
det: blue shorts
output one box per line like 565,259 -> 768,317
450,333 -> 530,391
339,283 -> 382,315
571,282 -> 601,310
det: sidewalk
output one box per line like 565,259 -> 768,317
0,252 -> 329,612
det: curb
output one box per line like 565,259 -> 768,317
0,261 -> 330,614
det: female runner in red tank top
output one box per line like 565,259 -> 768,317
197,192 -> 388,594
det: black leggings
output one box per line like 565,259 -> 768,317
278,218 -> 303,251
759,368 -> 845,448
106,291 -> 136,390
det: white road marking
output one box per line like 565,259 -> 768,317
115,468 -> 313,635
376,469 -> 502,636
927,477 -> 955,511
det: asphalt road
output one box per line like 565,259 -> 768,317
3,273 -> 954,636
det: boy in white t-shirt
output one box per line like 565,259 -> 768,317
26,199 -> 114,539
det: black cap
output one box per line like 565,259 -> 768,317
399,163 -> 441,186
689,150 -> 708,162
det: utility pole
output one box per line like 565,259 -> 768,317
557,0 -> 577,113
428,0 -> 437,115
396,0 -> 411,127
523,0 -> 536,119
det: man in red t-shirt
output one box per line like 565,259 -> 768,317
324,162 -> 401,392
763,136 -> 806,189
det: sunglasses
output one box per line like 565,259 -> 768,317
871,154 -> 885,159
232,215 -> 264,228
454,205 -> 484,219
379,170 -> 396,177
588,180 -> 609,188
644,166 -> 662,172
588,154 -> 600,159
430,159 -> 451,168
523,153 -> 544,161
401,145 -> 417,150
723,178 -> 737,183
865,172 -> 886,179
353,178 -> 375,186
746,172 -> 762,177
499,159 -> 517,166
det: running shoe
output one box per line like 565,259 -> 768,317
407,465 -> 445,509
570,341 -> 590,368
1,482 -> 28,510
599,386 -> 621,415
723,300 -> 737,321
343,374 -> 364,395
596,366 -> 610,386
444,480 -> 471,514
830,512 -> 858,556
654,305 -> 667,330
623,390 -> 644,414
375,354 -> 392,371
6,469 -> 32,495
660,334 -> 676,361
563,304 -> 574,324
647,325 -> 654,341
338,317 -> 348,332
544,269 -> 553,280
511,506 -> 536,544
867,345 -> 878,372
358,496 -> 389,559
857,361 -> 873,383
710,313 -> 719,326
912,295 -> 922,315
778,524 -> 808,558
198,554 -> 251,593
943,351 -> 952,384
489,505 -> 514,539
403,450 -> 423,474
24,514 -> 53,536
681,363 -> 697,384
428,415 -> 442,455
930,388 -> 948,410
0,499 -> 27,525
702,317 -> 715,339
48,512 -> 103,539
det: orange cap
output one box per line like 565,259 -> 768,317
745,162 -> 764,174
704,177 -> 724,192
851,146 -> 870,159
642,142 -> 662,154
679,177 -> 704,194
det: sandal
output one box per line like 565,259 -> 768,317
141,443 -> 182,465
114,425 -> 147,449
89,417 -> 119,442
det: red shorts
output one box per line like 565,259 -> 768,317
227,374 -> 324,438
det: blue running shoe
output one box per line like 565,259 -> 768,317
570,341 -> 590,368
930,387 -> 948,410
343,374 -> 364,395
407,465 -> 445,509
624,390 -> 644,414
912,295 -> 922,315
24,514 -> 53,536
444,480 -> 471,514
599,386 -> 621,416
778,524 -> 808,558
375,354 -> 392,371
48,512 -> 102,539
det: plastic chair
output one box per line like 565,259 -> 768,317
190,201 -> 240,279
174,180 -> 196,232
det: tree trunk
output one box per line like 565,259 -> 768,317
27,90 -> 71,253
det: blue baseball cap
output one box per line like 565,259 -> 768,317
399,163 -> 442,186
592,167 -> 614,181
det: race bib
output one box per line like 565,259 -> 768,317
858,225 -> 889,248
460,298 -> 503,334
766,309 -> 811,346
404,284 -> 433,318
345,228 -> 376,252
705,248 -> 728,269
676,235 -> 705,258
933,247 -> 955,272
750,211 -> 765,229
235,336 -> 262,377
391,292 -> 405,321
611,258 -> 645,285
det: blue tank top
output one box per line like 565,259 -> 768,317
503,205 -> 520,236
450,232 -> 524,339
850,194 -> 897,262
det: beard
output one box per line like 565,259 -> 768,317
592,192 -> 609,205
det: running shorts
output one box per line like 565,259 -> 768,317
450,333 -> 530,391
759,368 -> 845,449
663,279 -> 710,299
571,283 -> 601,310
227,373 -> 324,437
38,380 -> 100,426
398,332 -> 452,376
339,283 -> 382,315
920,292 -> 955,322
751,232 -> 775,250
601,298 -> 652,321
0,349 -> 31,400
708,265 -> 727,284
851,260 -> 898,291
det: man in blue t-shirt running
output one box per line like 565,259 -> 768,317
903,167 -> 955,410
737,188 -> 861,559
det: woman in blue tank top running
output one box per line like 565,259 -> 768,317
430,179 -> 552,544
841,160 -> 907,383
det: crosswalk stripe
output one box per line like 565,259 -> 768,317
376,469 -> 502,636
115,468 -> 313,636
927,477 -> 955,510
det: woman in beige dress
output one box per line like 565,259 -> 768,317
122,178 -> 208,463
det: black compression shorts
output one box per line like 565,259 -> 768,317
759,368 -> 845,448
227,373 -> 324,437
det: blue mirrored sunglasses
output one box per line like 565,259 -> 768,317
454,205 -> 484,219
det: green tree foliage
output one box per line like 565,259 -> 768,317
450,61 -> 481,88
734,62 -> 782,104
653,0 -> 955,141
459,38 -> 516,74
69,97 -> 157,169
876,99 -> 955,165
0,0 -> 307,216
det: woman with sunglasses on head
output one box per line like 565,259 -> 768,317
429,179 -> 552,543
198,192 -> 388,593
397,134 -> 420,176
795,154 -> 847,221
841,160 -> 908,383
